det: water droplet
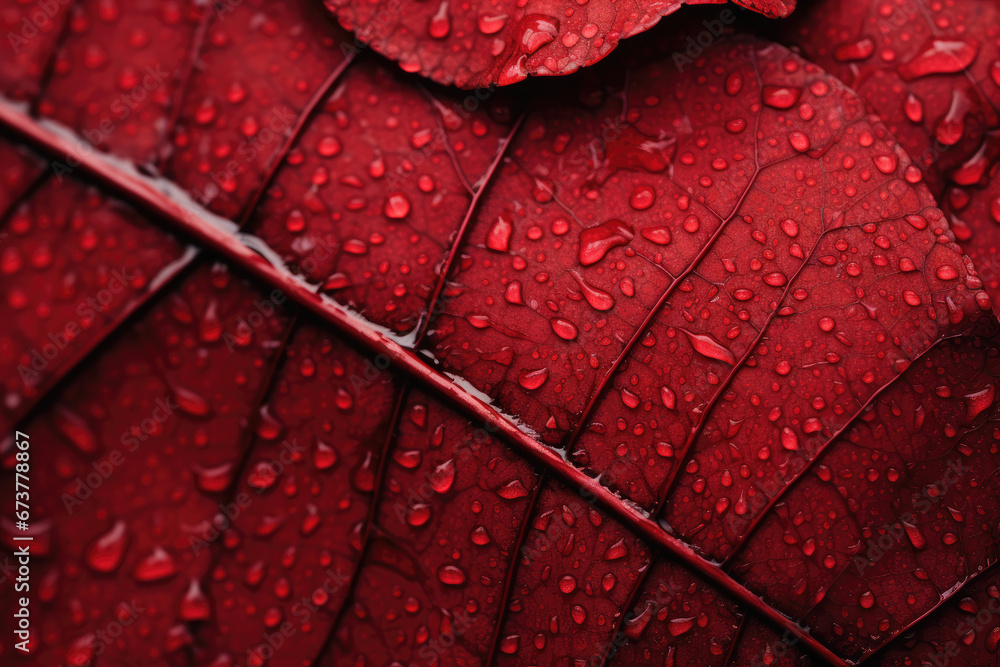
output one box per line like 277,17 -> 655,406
873,154 -> 898,174
499,634 -> 520,654
986,625 -> 1000,653
314,440 -> 338,470
86,520 -> 128,573
936,265 -> 959,281
430,459 -> 456,493
898,40 -> 978,80
354,452 -> 376,492
551,318 -> 578,340
604,539 -> 627,560
248,461 -> 278,490
668,617 -> 695,637
903,520 -> 927,550
579,220 -> 633,266
660,386 -> 676,410
762,86 -> 801,109
438,564 -> 467,585
518,15 -> 559,54
193,462 -> 234,493
572,271 -> 614,311
471,526 -> 491,545
558,575 -> 577,593
788,131 -> 809,152
504,280 -> 524,304
384,194 -> 410,219
477,13 -> 507,35
833,37 -> 874,62
966,384 -> 995,420
180,579 -> 212,620
519,367 -> 549,390
497,479 -> 529,499
764,272 -> 787,287
640,227 -> 671,245
134,547 -> 177,582
780,427 -> 799,450
55,407 -> 97,453
630,185 -> 656,210
428,1 -> 451,39
936,89 -> 974,145
682,330 -> 736,365
173,386 -> 211,417
407,503 -> 432,526
725,72 -> 743,96
487,214 -> 513,252
903,94 -> 924,122
66,635 -> 96,667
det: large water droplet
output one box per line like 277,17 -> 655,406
898,40 -> 978,80
551,318 -> 578,340
579,220 -> 633,266
133,546 -> 177,582
438,564 -> 467,585
682,330 -> 736,365
572,271 -> 614,311
519,367 -> 549,390
487,213 -> 513,252
86,520 -> 128,573
428,1 -> 451,39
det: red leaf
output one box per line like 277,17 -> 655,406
0,153 -> 190,432
2,263 -> 292,664
784,0 -> 1000,312
38,0 -> 206,164
0,4 -> 999,667
323,0 -> 796,87
166,0 -> 353,220
197,322 -> 400,666
0,0 -> 74,101
877,569 -> 1000,665
243,59 -> 517,334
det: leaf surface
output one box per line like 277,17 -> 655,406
0,156 -> 190,433
784,0 -> 1000,311
0,4 -> 998,667
323,0 -> 796,87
